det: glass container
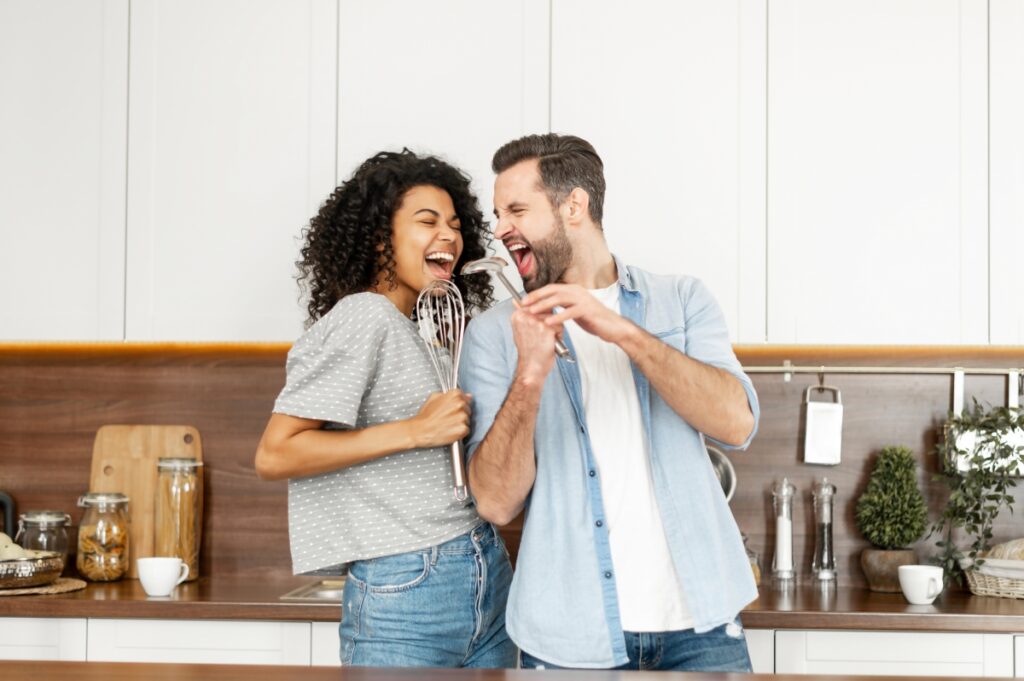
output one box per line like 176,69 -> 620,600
771,478 -> 796,583
811,477 -> 837,581
76,492 -> 130,582
15,510 -> 71,567
155,458 -> 203,581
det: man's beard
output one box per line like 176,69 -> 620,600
522,215 -> 573,292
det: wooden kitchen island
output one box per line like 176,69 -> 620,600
0,660 -> 1015,680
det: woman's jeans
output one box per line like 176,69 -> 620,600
340,523 -> 515,667
519,619 -> 753,672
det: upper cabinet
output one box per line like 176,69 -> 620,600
766,0 -> 989,344
0,0 -> 128,340
336,0 -> 550,296
549,0 -> 767,343
990,0 -> 1024,345
124,0 -> 337,340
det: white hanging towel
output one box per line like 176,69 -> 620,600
804,386 -> 842,465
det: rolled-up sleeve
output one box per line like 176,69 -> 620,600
680,278 -> 760,450
458,312 -> 514,461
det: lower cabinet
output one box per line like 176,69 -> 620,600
0,617 -> 86,661
776,630 -> 1014,677
86,618 -> 311,665
745,628 -> 774,673
310,621 -> 341,667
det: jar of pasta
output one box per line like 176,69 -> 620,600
155,458 -> 203,581
76,493 -> 130,582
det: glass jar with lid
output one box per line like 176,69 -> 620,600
15,510 -> 71,566
76,492 -> 130,582
155,458 -> 203,581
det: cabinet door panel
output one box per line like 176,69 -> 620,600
550,0 -> 767,342
991,0 -> 1024,345
125,0 -> 337,340
0,618 -> 86,661
311,621 -> 341,667
87,618 -> 311,665
767,0 -> 988,343
0,0 -> 127,340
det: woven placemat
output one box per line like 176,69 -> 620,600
0,577 -> 87,597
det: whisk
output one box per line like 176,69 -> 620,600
415,279 -> 469,502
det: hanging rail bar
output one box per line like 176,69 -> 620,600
742,365 -> 1023,376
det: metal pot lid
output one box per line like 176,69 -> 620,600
77,492 -> 129,507
19,510 -> 70,526
157,457 -> 203,470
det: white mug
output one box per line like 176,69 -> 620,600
898,564 -> 944,605
137,557 -> 190,597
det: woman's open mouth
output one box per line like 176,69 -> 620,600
425,251 -> 455,279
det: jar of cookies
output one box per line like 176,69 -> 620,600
76,492 -> 130,582
155,458 -> 203,581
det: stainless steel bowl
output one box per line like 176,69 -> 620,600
0,550 -> 64,589
707,445 -> 737,502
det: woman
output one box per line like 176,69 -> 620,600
255,150 -> 513,668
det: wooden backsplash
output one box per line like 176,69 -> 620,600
1,343 -> 1022,586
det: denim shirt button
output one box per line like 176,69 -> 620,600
604,571 -> 612,579
588,470 -> 596,477
595,520 -> 603,527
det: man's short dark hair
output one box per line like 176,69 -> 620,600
492,133 -> 606,224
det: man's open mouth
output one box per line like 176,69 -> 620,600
507,242 -> 533,277
425,251 -> 455,279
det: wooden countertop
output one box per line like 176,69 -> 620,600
0,660 -> 1011,681
4,577 -> 1024,633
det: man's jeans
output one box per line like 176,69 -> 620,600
519,619 -> 753,672
340,523 -> 514,667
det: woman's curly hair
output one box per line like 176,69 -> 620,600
298,149 -> 494,324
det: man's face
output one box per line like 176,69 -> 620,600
493,159 -> 573,292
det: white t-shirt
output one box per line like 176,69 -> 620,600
564,283 -> 693,632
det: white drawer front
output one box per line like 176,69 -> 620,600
0,617 -> 86,661
87,618 -> 311,665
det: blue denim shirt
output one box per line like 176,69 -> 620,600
459,257 -> 760,668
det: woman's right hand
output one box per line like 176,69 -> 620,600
410,390 -> 472,449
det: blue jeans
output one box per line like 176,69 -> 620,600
519,619 -> 752,672
340,523 -> 515,667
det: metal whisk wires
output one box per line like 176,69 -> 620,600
415,279 -> 468,501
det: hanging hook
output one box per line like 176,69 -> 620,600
817,367 -> 826,391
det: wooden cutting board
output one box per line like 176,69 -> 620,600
89,425 -> 203,578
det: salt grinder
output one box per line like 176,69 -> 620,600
812,477 -> 837,582
772,478 -> 796,583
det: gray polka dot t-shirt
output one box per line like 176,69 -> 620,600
274,292 -> 480,575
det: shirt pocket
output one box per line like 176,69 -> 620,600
652,326 -> 686,352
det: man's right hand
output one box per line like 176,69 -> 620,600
511,306 -> 560,384
410,390 -> 471,449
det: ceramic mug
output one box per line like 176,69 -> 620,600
898,564 -> 944,605
137,557 -> 189,597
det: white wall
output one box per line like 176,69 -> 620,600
1,0 -> 1021,344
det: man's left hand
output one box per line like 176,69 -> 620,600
522,284 -> 636,345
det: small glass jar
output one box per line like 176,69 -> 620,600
16,510 -> 71,567
155,458 -> 203,581
76,492 -> 130,582
742,533 -> 761,587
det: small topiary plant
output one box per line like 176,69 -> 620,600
856,446 -> 928,549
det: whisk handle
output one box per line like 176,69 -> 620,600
451,440 -> 469,502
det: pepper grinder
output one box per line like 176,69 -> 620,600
812,477 -> 837,582
772,478 -> 796,583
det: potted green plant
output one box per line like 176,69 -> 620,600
856,446 -> 928,592
932,401 -> 1024,586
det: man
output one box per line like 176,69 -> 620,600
458,133 -> 760,671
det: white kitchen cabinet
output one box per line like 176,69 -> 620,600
310,620 -> 341,667
336,0 -> 550,302
550,0 -> 767,343
990,0 -> 1024,345
745,627 -> 774,673
0,617 -> 86,661
1013,635 -> 1024,677
124,0 -> 337,341
0,0 -> 127,341
776,630 -> 1013,677
86,618 -> 311,665
767,0 -> 989,344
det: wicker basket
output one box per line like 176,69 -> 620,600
964,568 -> 1024,599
